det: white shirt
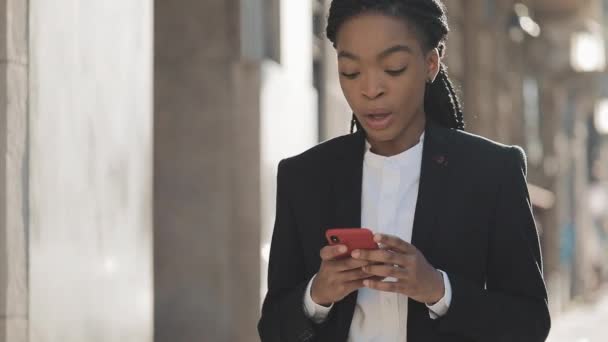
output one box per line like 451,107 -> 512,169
303,132 -> 452,341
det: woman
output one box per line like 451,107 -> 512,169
258,1 -> 551,341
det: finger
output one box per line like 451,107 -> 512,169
362,264 -> 408,279
342,276 -> 386,294
351,248 -> 407,267
340,268 -> 377,282
363,278 -> 405,294
368,275 -> 386,282
376,252 -> 416,268
324,257 -> 369,273
320,245 -> 348,260
343,278 -> 371,294
374,234 -> 416,254
334,257 -> 372,271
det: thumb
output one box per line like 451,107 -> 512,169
320,244 -> 348,260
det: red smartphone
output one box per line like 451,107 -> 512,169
325,228 -> 379,258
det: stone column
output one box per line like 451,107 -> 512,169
460,0 -> 484,135
154,1 -> 262,341
27,1 -> 154,341
0,0 -> 28,341
318,0 -> 351,140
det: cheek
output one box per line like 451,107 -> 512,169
391,79 -> 425,108
339,80 -> 359,106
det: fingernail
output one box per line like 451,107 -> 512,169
339,246 -> 347,253
352,250 -> 360,258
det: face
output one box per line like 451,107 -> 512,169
335,13 -> 440,155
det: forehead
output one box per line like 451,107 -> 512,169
335,12 -> 423,56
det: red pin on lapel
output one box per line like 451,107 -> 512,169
433,155 -> 448,167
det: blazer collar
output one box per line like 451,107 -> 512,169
327,120 -> 453,339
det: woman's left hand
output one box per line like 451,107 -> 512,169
352,233 -> 445,305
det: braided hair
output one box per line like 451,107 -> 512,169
326,0 -> 465,133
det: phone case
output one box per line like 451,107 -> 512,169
325,228 -> 378,257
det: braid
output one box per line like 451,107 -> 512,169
442,70 -> 465,130
425,65 -> 465,130
328,0 -> 466,132
351,113 -> 364,134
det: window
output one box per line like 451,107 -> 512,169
240,0 -> 281,62
523,77 -> 543,165
484,0 -> 496,20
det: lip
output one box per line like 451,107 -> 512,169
366,108 -> 392,115
363,112 -> 394,130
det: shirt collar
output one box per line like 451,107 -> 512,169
364,132 -> 425,169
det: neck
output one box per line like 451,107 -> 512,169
367,113 -> 426,157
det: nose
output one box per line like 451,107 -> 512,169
361,73 -> 385,99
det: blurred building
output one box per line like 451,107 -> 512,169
437,0 -> 608,315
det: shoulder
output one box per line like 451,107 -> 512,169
278,132 -> 360,174
445,127 -> 527,176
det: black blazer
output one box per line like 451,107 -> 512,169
258,121 -> 551,342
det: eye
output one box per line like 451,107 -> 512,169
340,72 -> 360,79
385,67 -> 407,76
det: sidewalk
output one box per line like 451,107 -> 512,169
546,289 -> 608,342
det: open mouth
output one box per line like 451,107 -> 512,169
364,112 -> 393,130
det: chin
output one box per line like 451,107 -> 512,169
362,128 -> 399,142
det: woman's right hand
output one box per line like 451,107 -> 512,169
310,245 -> 380,306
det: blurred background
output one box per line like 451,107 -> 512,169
1,0 -> 607,341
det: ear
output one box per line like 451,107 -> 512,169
425,48 -> 440,83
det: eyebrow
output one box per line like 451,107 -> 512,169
338,44 -> 413,61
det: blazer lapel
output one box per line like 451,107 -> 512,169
331,130 -> 366,229
406,122 -> 453,335
411,122 -> 452,261
324,130 -> 366,341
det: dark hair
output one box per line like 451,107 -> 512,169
326,0 -> 465,133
